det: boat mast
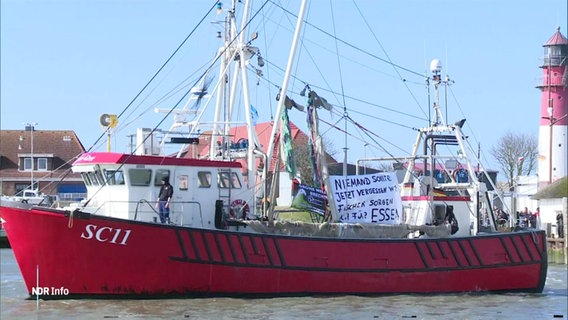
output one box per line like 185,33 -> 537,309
237,0 -> 258,190
430,59 -> 447,128
264,0 -> 309,209
210,12 -> 231,160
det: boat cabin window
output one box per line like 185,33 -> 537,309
81,172 -> 93,186
178,175 -> 188,190
218,171 -> 242,189
198,171 -> 212,188
83,170 -> 105,186
154,169 -> 171,186
128,168 -> 152,186
104,169 -> 125,185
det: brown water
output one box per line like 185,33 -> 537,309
1,249 -> 566,319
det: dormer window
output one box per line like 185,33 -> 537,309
18,153 -> 54,172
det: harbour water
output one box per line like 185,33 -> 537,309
1,248 -> 566,320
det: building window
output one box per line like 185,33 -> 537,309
37,158 -> 48,171
15,183 -> 36,194
24,158 -> 33,171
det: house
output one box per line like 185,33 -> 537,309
328,162 -> 382,176
186,121 -> 338,206
0,128 -> 87,201
531,176 -> 568,238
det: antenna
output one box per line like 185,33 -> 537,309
429,59 -> 446,127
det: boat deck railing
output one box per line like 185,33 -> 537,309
86,200 -> 203,226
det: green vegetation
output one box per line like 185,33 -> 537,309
274,209 -> 315,223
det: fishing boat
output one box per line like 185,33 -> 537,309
0,1 -> 547,298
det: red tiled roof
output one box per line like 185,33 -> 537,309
185,121 -> 335,173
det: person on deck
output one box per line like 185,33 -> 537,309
530,207 -> 540,229
156,176 -> 174,223
518,207 -> 531,228
496,208 -> 509,226
557,212 -> 564,238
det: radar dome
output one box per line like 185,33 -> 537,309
430,59 -> 442,73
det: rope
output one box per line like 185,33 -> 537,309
67,210 -> 74,229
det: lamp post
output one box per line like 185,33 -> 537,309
25,122 -> 38,190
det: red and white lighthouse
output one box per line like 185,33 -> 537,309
537,27 -> 568,188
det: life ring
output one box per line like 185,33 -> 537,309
229,199 -> 250,219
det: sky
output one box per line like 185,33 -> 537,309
1,0 -> 567,181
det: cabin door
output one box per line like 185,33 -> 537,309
172,170 -> 195,226
217,169 -> 232,217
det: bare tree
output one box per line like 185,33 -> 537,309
490,131 -> 538,190
293,143 -> 315,185
293,137 -> 337,186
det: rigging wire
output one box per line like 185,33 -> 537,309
116,65 -> 210,138
269,1 -> 486,172
245,61 -> 422,159
240,1 -> 436,165
44,2 -> 222,201
328,0 -> 350,174
84,1 -> 221,153
259,2 -> 275,121
250,2 -> 431,144
255,61 -> 426,125
269,0 -> 426,79
121,0 -> 271,154
264,0 -> 428,124
351,0 -> 429,120
447,84 -> 488,167
82,1 -> 273,206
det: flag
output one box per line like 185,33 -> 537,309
280,108 -> 296,179
250,104 -> 258,126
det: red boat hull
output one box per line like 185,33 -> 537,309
1,205 -> 547,298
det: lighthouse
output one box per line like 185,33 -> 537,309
536,27 -> 568,188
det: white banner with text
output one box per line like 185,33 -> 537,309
329,172 -> 402,224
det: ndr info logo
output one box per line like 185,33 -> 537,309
32,286 -> 70,296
